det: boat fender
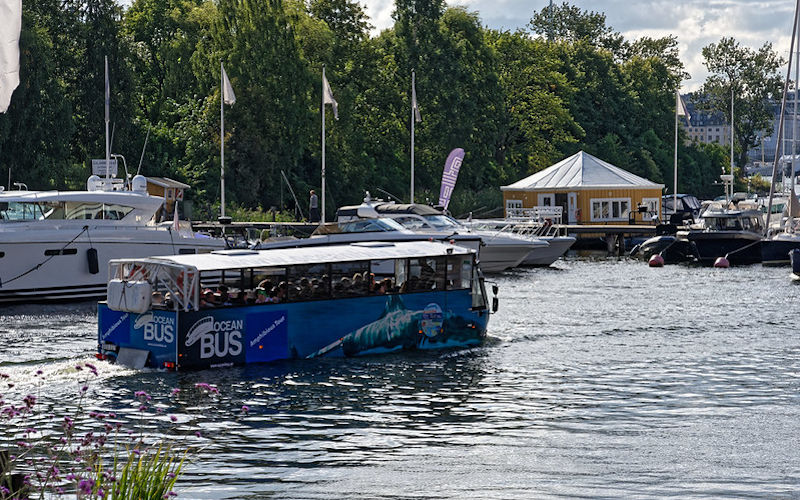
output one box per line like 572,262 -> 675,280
713,256 -> 730,268
87,248 -> 99,274
648,254 -> 664,267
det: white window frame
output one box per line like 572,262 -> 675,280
505,199 -> 522,218
640,197 -> 660,221
538,193 -> 555,207
589,197 -> 631,222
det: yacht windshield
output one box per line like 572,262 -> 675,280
0,201 -> 134,221
423,215 -> 460,230
338,218 -> 405,233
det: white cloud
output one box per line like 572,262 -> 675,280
360,0 -> 797,91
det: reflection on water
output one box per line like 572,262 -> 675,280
2,259 -> 800,498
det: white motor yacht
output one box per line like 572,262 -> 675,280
0,175 -> 224,303
257,218 -> 482,253
336,196 -> 545,272
464,207 -> 575,266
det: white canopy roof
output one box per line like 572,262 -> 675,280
501,151 -> 663,191
112,240 -> 473,273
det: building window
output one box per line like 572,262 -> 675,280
590,198 -> 630,222
640,197 -> 660,221
506,199 -> 522,217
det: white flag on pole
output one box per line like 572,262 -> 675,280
222,64 -> 236,105
412,76 -> 421,123
323,72 -> 338,120
676,91 -> 690,124
0,0 -> 21,113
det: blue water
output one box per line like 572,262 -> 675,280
1,259 -> 800,498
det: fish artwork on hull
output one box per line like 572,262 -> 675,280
308,294 -> 477,358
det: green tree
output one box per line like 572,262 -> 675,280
199,0 -> 314,210
486,29 -> 580,180
699,37 -> 783,170
0,13 -> 75,190
528,2 -> 626,58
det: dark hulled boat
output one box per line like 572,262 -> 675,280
687,205 -> 764,266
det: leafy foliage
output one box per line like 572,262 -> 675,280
0,0 -> 738,220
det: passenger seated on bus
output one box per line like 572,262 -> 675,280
381,278 -> 394,293
298,277 -> 312,299
151,291 -> 164,306
200,290 -> 216,308
258,279 -> 274,291
164,292 -> 174,309
255,287 -> 268,304
230,291 -> 245,306
276,282 -> 288,302
352,274 -> 366,295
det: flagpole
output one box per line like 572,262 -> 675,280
411,70 -> 415,204
105,56 -> 110,184
674,91 -> 679,216
220,61 -> 226,219
730,87 -> 734,202
321,66 -> 326,225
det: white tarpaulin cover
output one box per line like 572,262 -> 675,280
0,0 -> 21,113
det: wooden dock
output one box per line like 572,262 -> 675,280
556,224 -> 664,253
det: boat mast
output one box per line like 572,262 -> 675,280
765,0 -> 800,233
792,17 -> 799,233
729,87 -> 734,203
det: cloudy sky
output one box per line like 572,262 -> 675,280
361,0 -> 797,91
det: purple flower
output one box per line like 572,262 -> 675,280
78,478 -> 95,495
138,405 -> 147,412
80,385 -> 88,393
241,405 -> 250,413
65,473 -> 76,481
85,363 -> 98,375
169,415 -> 178,423
170,388 -> 181,395
195,431 -> 202,438
74,365 -> 83,371
0,373 -> 8,378
22,394 -> 36,408
35,369 -> 43,376
194,382 -> 210,390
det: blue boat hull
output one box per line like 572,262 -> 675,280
98,289 -> 489,370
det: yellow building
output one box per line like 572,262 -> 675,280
501,151 -> 664,224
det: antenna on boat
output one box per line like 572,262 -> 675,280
136,127 -> 150,177
376,187 -> 402,203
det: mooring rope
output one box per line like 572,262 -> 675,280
0,226 -> 89,288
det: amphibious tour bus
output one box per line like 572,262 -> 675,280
97,241 -> 496,370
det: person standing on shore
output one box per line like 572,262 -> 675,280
309,190 -> 320,223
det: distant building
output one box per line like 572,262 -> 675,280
682,96 -> 730,147
681,92 -> 800,167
